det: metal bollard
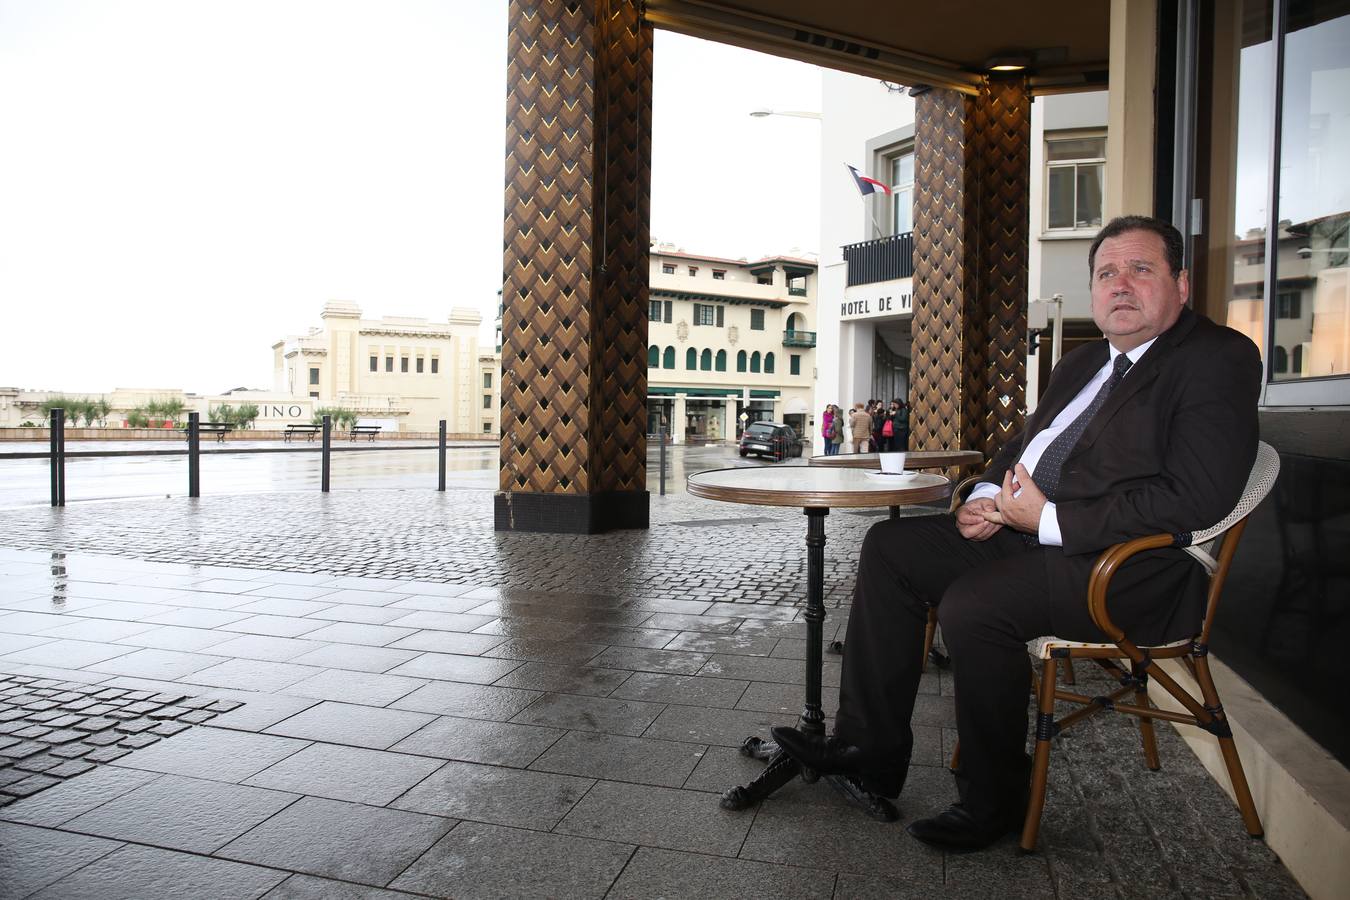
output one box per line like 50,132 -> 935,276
438,419 -> 447,491
658,423 -> 666,497
49,408 -> 65,507
321,415 -> 331,492
187,412 -> 201,498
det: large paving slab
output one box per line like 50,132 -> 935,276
0,484 -> 1312,899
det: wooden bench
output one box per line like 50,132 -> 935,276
284,423 -> 323,443
183,422 -> 234,443
349,425 -> 381,442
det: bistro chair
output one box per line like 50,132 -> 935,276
1019,441 -> 1280,852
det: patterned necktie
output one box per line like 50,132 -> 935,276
1034,352 -> 1134,503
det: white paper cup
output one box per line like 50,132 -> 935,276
879,452 -> 906,474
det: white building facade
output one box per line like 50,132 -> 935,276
273,301 -> 500,435
646,248 -> 817,444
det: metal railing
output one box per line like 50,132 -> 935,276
842,231 -> 914,286
18,410 -> 459,506
8,408 -> 678,506
783,330 -> 817,348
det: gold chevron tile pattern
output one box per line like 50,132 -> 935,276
501,0 -> 651,498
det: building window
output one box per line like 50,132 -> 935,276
715,350 -> 727,372
1276,292 -> 1301,319
756,273 -> 773,285
891,150 -> 914,234
700,349 -> 712,371
662,263 -> 675,274
790,354 -> 801,375
693,304 -> 719,326
385,356 -> 394,372
1046,135 -> 1105,230
483,422 -> 493,433
663,346 -> 675,369
736,350 -> 747,372
663,300 -> 672,323
686,347 -> 697,370
401,357 -> 409,373
309,368 -> 319,385
416,358 -> 424,373
648,345 -> 659,367
483,372 -> 493,388
1274,345 -> 1289,373
688,266 -> 698,276
764,352 -> 775,374
787,275 -> 807,297
431,358 -> 439,374
483,394 -> 492,409
750,309 -> 765,330
712,269 -> 726,280
649,300 -> 662,320
369,356 -> 377,372
309,391 -> 319,399
750,351 -> 761,373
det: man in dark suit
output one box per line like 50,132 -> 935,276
773,215 -> 1262,851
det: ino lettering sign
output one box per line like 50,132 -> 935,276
839,293 -> 912,321
262,405 -> 305,419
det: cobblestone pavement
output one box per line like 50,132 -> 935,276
0,675 -> 238,801
0,498 -> 1308,898
0,488 -> 921,607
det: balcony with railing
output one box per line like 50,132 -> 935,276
842,231 -> 913,287
783,330 -> 816,348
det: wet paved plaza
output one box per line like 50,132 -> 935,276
0,471 -> 1307,898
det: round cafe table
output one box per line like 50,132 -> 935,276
686,466 -> 950,810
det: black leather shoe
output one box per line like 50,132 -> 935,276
905,803 -> 1021,853
770,727 -> 869,777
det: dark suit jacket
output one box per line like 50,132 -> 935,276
980,308 -> 1262,642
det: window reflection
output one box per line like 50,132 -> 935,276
1274,3 -> 1350,380
1224,1 -> 1274,356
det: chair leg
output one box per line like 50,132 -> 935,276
1061,658 -> 1076,685
921,608 -> 937,674
1194,657 -> 1264,837
1020,658 -> 1058,852
1133,660 -> 1161,771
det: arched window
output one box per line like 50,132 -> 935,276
715,350 -> 727,372
686,348 -> 697,370
1274,346 -> 1288,373
1291,344 -> 1303,374
648,346 -> 659,368
764,352 -> 775,374
736,350 -> 747,372
663,346 -> 675,369
786,312 -> 804,333
700,349 -> 712,370
750,351 -> 761,373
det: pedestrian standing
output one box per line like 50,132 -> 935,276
820,405 -> 837,456
849,403 -> 873,454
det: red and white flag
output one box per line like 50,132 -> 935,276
847,164 -> 892,197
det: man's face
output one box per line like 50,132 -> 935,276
1090,230 -> 1189,352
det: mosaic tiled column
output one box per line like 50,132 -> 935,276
910,78 -> 1030,463
496,0 -> 652,533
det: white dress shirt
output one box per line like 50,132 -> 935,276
968,338 -> 1156,545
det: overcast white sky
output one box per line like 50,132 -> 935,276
0,1 -> 822,395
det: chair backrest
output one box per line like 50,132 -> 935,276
1184,441 -> 1281,574
1190,441 -> 1279,645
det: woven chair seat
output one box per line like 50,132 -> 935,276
1027,634 -> 1192,660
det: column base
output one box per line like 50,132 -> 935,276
493,490 -> 650,534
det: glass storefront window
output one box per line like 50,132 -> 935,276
1273,2 -> 1350,381
1223,1 -> 1275,360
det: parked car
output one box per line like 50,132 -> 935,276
738,422 -> 803,461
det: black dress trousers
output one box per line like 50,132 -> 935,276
836,511 -> 1197,819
